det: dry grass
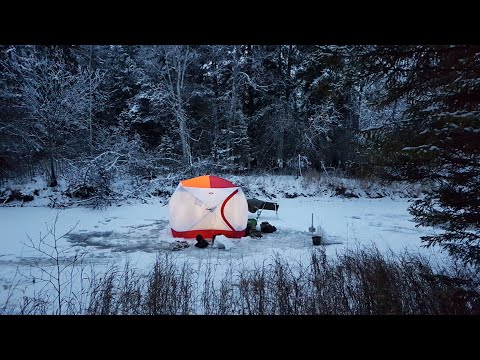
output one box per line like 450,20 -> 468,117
3,246 -> 479,315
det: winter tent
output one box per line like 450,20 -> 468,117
168,175 -> 248,239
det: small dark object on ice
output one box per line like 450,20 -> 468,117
260,221 -> 277,233
195,234 -> 210,248
312,236 -> 322,246
171,241 -> 190,251
249,228 -> 263,239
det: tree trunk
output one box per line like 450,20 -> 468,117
176,106 -> 192,166
276,129 -> 284,169
49,152 -> 57,187
47,119 -> 57,187
164,45 -> 192,167
228,46 -> 239,165
212,62 -> 220,161
89,45 -> 93,156
245,45 -> 255,117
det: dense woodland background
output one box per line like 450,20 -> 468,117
1,45 -> 479,266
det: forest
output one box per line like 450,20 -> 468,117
1,45 -> 479,267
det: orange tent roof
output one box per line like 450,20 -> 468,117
180,175 -> 236,188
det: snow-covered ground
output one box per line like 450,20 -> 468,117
0,175 -> 445,312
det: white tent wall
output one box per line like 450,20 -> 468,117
221,188 -> 248,231
168,184 -> 248,238
168,185 -> 208,231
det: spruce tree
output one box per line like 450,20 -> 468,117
359,45 -> 480,267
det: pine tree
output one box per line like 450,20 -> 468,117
245,45 -> 300,170
358,45 -> 480,267
296,45 -> 361,170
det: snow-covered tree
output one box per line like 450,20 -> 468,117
0,46 -> 28,181
7,46 -> 102,186
124,45 -> 198,168
199,45 -> 252,171
243,45 -> 300,170
359,45 -> 480,267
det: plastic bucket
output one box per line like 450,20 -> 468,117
247,218 -> 257,229
312,236 -> 322,246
